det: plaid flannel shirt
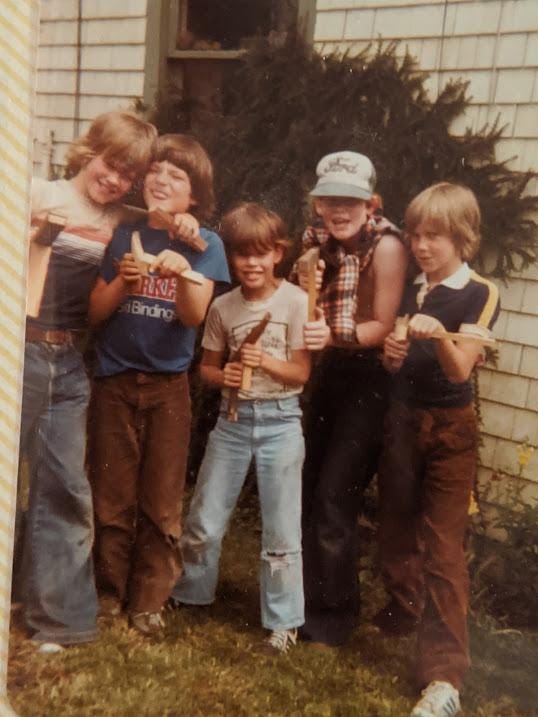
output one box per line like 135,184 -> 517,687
291,215 -> 401,343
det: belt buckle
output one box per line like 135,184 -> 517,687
49,330 -> 71,345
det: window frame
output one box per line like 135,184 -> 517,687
166,0 -> 316,60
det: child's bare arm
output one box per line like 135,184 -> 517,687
200,349 -> 243,389
240,345 -> 311,387
174,277 -> 214,326
355,235 -> 408,348
88,253 -> 142,324
408,314 -> 483,383
151,249 -> 214,327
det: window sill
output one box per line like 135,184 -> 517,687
168,49 -> 247,60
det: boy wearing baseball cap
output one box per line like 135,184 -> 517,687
294,151 -> 408,647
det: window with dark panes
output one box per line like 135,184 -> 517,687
175,0 -> 300,51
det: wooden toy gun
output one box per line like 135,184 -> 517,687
27,213 -> 68,317
394,314 -> 496,347
297,247 -> 320,321
147,207 -> 208,253
226,312 -> 272,422
131,231 -> 204,285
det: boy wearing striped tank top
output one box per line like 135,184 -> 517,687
18,112 -> 158,650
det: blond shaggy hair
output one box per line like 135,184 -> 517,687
65,111 -> 157,180
405,182 -> 481,261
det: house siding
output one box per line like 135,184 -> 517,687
314,0 -> 538,502
34,0 -> 151,175
30,2 -> 538,500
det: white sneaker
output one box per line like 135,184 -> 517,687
37,642 -> 65,655
411,681 -> 460,717
264,628 -> 298,654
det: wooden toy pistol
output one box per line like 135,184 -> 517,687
131,231 -> 204,285
227,312 -> 272,422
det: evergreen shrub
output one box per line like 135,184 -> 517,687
154,38 -> 538,276
152,41 -> 538,623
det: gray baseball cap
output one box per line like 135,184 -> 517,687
310,150 -> 376,200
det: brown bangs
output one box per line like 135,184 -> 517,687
153,134 -> 215,222
220,203 -> 290,256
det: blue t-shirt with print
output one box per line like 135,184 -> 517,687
94,223 -> 230,376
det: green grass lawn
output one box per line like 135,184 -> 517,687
8,494 -> 538,717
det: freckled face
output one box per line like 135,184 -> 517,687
315,196 -> 369,244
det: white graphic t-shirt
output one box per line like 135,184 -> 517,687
203,279 -> 309,400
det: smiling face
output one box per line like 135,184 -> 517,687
143,160 -> 196,215
231,247 -> 284,301
72,154 -> 134,205
410,222 -> 463,284
314,196 -> 369,245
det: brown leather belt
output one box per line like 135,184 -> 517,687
25,325 -> 80,345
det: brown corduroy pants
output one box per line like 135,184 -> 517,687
378,400 -> 478,690
90,371 -> 191,613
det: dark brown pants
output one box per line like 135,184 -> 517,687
378,400 -> 478,690
90,371 -> 191,613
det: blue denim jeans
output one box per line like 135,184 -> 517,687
172,396 -> 305,631
19,341 -> 98,644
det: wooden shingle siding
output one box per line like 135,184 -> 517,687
314,0 -> 538,502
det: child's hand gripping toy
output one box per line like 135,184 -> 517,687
148,207 -> 208,253
227,312 -> 272,422
394,314 -> 496,347
130,231 -> 204,285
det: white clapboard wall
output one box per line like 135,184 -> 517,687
33,0 -> 151,176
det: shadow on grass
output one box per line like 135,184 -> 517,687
7,493 -> 538,717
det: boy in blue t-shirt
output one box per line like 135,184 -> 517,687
88,134 -> 230,636
377,183 -> 500,717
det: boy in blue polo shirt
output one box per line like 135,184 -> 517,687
378,183 -> 499,717
88,134 -> 230,636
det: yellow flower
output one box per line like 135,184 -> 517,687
468,493 -> 479,515
517,442 -> 535,468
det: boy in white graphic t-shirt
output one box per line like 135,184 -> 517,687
171,202 -> 326,653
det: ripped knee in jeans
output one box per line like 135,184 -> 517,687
262,549 -> 300,577
182,536 -> 208,564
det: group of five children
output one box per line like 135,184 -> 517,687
17,110 -> 499,717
